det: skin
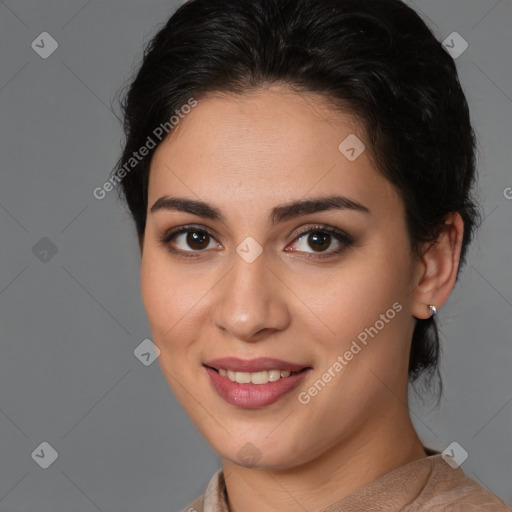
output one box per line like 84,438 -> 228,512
140,83 -> 464,511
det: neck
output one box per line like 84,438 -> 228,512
221,409 -> 426,512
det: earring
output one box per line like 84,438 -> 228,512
428,304 -> 437,317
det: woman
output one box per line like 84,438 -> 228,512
112,0 -> 511,510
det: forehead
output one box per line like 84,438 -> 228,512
153,85 -> 363,159
147,85 -> 401,221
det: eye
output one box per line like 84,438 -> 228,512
159,225 -> 220,258
286,225 -> 353,258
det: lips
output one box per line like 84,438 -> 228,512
203,357 -> 312,408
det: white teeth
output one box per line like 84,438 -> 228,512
268,369 -> 281,382
217,368 -> 299,384
236,372 -> 251,384
250,371 -> 268,384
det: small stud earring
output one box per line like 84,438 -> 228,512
428,304 -> 437,317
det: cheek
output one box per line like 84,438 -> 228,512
140,246 -> 211,361
140,248 -> 186,345
308,240 -> 413,360
140,251 -> 165,328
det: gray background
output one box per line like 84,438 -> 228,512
0,0 -> 510,510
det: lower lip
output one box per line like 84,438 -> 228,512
205,367 -> 310,408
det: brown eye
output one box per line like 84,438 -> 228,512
185,230 -> 210,250
286,225 -> 354,258
160,226 -> 220,257
307,232 -> 332,252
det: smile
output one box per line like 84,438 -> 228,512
203,357 -> 311,408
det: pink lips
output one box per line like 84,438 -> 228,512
204,357 -> 307,372
204,357 -> 311,408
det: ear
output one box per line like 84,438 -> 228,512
411,212 -> 465,320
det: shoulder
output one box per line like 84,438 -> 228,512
178,496 -> 204,512
412,454 -> 512,511
178,469 -> 225,512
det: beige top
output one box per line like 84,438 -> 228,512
181,448 -> 511,511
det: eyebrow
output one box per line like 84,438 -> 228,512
150,194 -> 370,224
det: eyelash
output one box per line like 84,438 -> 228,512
158,224 -> 354,260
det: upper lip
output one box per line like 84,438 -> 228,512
204,357 -> 310,373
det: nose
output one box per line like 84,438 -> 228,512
212,250 -> 291,343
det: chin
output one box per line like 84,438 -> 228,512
226,449 -> 302,470
209,431 -> 310,470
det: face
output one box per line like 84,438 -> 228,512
140,84 -> 421,469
